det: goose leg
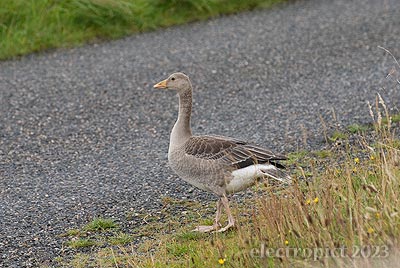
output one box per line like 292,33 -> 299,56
216,195 -> 235,232
193,198 -> 223,233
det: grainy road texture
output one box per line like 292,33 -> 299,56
1,0 -> 400,266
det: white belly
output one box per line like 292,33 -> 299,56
225,164 -> 277,193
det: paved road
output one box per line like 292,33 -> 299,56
1,0 -> 400,266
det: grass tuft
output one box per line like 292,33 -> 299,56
328,130 -> 348,142
67,238 -> 97,248
109,232 -> 133,245
84,217 -> 118,232
176,231 -> 206,242
312,149 -> 332,159
347,123 -> 370,133
64,229 -> 81,236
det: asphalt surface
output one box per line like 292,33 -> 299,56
1,0 -> 400,266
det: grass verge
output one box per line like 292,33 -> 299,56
0,0 -> 284,60
57,97 -> 400,267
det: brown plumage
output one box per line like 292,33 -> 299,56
184,135 -> 287,169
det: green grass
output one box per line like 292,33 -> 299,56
392,114 -> 400,123
0,0 -> 284,60
286,150 -> 309,165
109,232 -> 132,245
83,217 -> 117,231
345,113 -> 400,134
65,229 -> 81,236
347,123 -> 370,133
312,149 -> 332,158
382,113 -> 400,125
328,130 -> 349,142
67,238 -> 97,248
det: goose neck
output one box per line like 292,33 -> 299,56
170,89 -> 192,148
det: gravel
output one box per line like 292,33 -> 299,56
1,0 -> 400,266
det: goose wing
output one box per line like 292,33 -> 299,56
184,135 -> 287,169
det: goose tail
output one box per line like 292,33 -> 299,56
260,164 -> 292,183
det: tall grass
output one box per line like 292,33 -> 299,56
0,0 -> 283,60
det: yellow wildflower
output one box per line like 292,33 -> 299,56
218,258 -> 226,265
285,240 -> 289,246
367,227 -> 374,234
352,167 -> 357,173
313,197 -> 319,204
306,199 -> 311,205
370,155 -> 375,160
354,157 -> 360,164
375,213 -> 380,219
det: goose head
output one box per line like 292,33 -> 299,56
153,72 -> 191,93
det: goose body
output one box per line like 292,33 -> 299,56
154,72 -> 290,232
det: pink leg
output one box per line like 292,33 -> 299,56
193,198 -> 223,233
216,195 -> 235,232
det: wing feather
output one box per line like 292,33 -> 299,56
184,135 -> 286,169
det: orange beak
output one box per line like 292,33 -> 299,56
153,79 -> 168,89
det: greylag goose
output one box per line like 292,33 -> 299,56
154,72 -> 290,233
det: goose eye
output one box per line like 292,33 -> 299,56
171,77 -> 175,81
